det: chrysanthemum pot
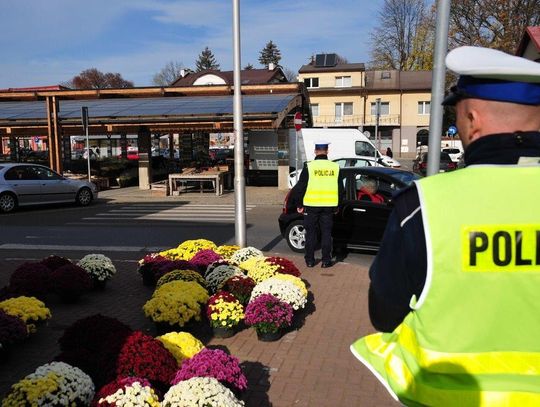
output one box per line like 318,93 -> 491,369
256,329 -> 282,342
212,326 -> 235,338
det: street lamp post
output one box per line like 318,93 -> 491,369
375,98 -> 381,153
232,0 -> 246,247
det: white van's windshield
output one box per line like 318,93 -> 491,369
355,141 -> 378,157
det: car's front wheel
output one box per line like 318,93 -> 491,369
285,220 -> 305,253
76,187 -> 93,206
0,193 -> 17,213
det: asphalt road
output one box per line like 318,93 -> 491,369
0,198 -> 375,267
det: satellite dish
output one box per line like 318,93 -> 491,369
363,130 -> 371,138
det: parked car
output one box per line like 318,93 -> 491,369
441,147 -> 463,163
412,152 -> 457,176
288,157 -> 382,188
278,167 -> 420,253
0,163 -> 98,213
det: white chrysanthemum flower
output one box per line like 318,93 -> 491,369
250,277 -> 307,310
77,254 -> 116,281
162,377 -> 244,407
229,247 -> 264,264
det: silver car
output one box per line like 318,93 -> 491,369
0,163 -> 98,213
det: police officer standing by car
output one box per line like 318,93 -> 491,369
295,141 -> 343,268
350,46 -> 540,405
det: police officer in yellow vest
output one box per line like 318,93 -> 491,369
295,141 -> 342,268
351,47 -> 540,406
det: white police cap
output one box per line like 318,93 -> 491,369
443,46 -> 540,106
314,140 -> 331,149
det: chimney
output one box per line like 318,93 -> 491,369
180,69 -> 186,78
268,62 -> 275,71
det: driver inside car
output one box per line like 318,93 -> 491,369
357,177 -> 385,203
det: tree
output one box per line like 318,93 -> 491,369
195,47 -> 220,72
152,61 -> 186,86
368,0 -> 432,70
449,0 -> 540,53
282,67 -> 298,82
243,63 -> 254,70
65,68 -> 134,89
258,41 -> 282,67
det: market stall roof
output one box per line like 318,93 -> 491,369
0,83 -> 311,136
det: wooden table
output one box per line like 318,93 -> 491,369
168,171 -> 230,196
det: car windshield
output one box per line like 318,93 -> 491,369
387,171 -> 420,185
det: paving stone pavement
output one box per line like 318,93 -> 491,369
0,251 -> 396,406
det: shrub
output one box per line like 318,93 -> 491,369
206,291 -> 244,329
157,332 -> 205,365
189,249 -> 222,273
172,348 -> 248,393
57,314 -> 133,388
50,264 -> 92,300
92,377 -> 159,407
245,294 -> 293,334
0,310 -> 28,345
156,269 -> 206,289
40,255 -> 72,271
8,262 -> 51,298
143,281 -> 209,327
162,377 -> 244,407
265,256 -> 301,277
2,362 -> 94,406
221,275 -> 256,305
116,331 -> 178,389
77,254 -> 116,282
0,296 -> 51,333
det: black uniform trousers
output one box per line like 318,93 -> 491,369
303,206 -> 334,264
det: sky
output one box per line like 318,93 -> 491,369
0,0 -> 385,88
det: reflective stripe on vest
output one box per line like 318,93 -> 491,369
351,164 -> 540,406
303,160 -> 339,207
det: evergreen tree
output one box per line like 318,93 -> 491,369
195,47 -> 220,72
258,41 -> 282,68
244,63 -> 254,70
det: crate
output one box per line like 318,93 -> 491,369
150,180 -> 169,196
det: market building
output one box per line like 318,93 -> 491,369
0,81 -> 311,190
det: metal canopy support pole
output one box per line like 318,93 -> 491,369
427,0 -> 450,176
232,0 -> 246,248
81,107 -> 91,182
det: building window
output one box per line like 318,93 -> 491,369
310,104 -> 319,117
335,102 -> 353,121
371,101 -> 389,115
335,76 -> 352,87
381,72 -> 391,79
304,77 -> 319,88
418,101 -> 430,115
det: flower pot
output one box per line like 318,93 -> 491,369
212,326 -> 235,338
256,330 -> 282,342
92,279 -> 107,290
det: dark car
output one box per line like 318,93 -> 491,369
412,151 -> 457,176
278,167 -> 420,253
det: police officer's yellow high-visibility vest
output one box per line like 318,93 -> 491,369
303,159 -> 340,207
351,165 -> 540,407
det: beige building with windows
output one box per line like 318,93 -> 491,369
299,54 -> 432,157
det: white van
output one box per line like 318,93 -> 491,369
288,128 -> 400,187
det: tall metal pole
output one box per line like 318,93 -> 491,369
81,106 -> 91,182
375,98 -> 381,154
426,0 -> 450,176
232,0 -> 246,247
